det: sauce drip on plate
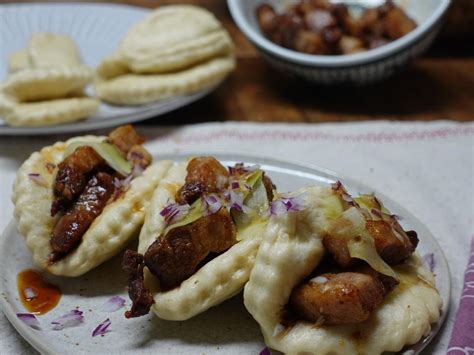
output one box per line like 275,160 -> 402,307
17,269 -> 61,314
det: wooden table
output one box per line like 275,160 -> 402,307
8,0 -> 474,123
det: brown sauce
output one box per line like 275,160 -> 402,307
17,269 -> 61,314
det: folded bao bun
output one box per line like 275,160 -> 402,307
12,135 -> 172,276
244,186 -> 442,354
137,161 -> 267,320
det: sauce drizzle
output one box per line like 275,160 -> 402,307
17,269 -> 61,314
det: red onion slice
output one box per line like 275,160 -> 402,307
100,296 -> 126,313
17,313 -> 41,329
160,203 -> 190,224
51,309 -> 84,330
203,194 -> 222,216
28,173 -> 48,187
92,318 -> 111,337
260,347 -> 271,355
270,193 -> 306,215
423,253 -> 436,273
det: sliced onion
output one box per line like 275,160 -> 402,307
160,203 -> 190,224
92,318 -> 111,337
260,347 -> 271,355
51,309 -> 84,330
24,287 -> 37,300
270,194 -> 306,216
28,173 -> 48,187
202,194 -> 222,216
231,181 -> 240,190
423,253 -> 435,273
228,163 -> 260,176
132,164 -> 145,177
17,313 -> 40,329
229,190 -> 252,213
100,296 -> 126,313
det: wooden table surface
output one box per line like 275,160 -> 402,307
7,0 -> 474,123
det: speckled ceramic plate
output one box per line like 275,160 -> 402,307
0,153 -> 450,354
0,3 -> 222,136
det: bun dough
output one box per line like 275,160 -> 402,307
3,66 -> 93,102
94,5 -> 235,105
244,186 -> 442,355
1,33 -> 98,126
138,161 -> 266,320
95,55 -> 235,105
117,5 -> 234,74
12,136 -> 172,276
28,32 -> 83,68
0,94 -> 99,127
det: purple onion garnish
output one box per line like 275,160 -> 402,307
260,347 -> 271,355
28,173 -> 48,187
92,318 -> 111,337
17,313 -> 41,329
423,253 -> 436,273
270,194 -> 306,216
160,203 -> 190,224
100,296 -> 126,313
203,194 -> 222,216
51,309 -> 84,330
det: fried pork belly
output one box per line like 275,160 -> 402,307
144,208 -> 237,289
51,125 -> 146,216
50,172 -> 114,261
175,157 -> 230,205
51,146 -> 105,216
290,268 -> 396,325
107,124 -> 145,156
122,249 -> 155,318
323,220 -> 418,268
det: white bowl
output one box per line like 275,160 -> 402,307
227,0 -> 451,85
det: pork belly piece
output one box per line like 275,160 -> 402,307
256,3 -> 278,36
51,146 -> 105,216
127,144 -> 152,169
52,125 -> 146,216
107,124 -> 145,156
50,172 -> 114,261
290,268 -> 395,325
175,157 -> 230,205
323,220 -> 418,268
367,220 -> 418,265
122,250 -> 155,318
144,208 -> 237,289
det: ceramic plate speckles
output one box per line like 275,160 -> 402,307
0,153 -> 450,354
0,3 -> 221,136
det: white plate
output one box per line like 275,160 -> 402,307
0,3 -> 221,136
0,153 -> 450,354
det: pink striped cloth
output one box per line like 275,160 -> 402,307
447,237 -> 474,354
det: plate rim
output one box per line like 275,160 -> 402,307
0,152 -> 451,354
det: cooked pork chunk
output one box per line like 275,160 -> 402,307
51,146 -> 105,216
50,172 -> 114,261
323,219 -> 418,268
52,125 -> 146,216
290,269 -> 394,325
122,250 -> 155,318
107,124 -> 145,156
175,157 -> 230,204
144,208 -> 237,289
